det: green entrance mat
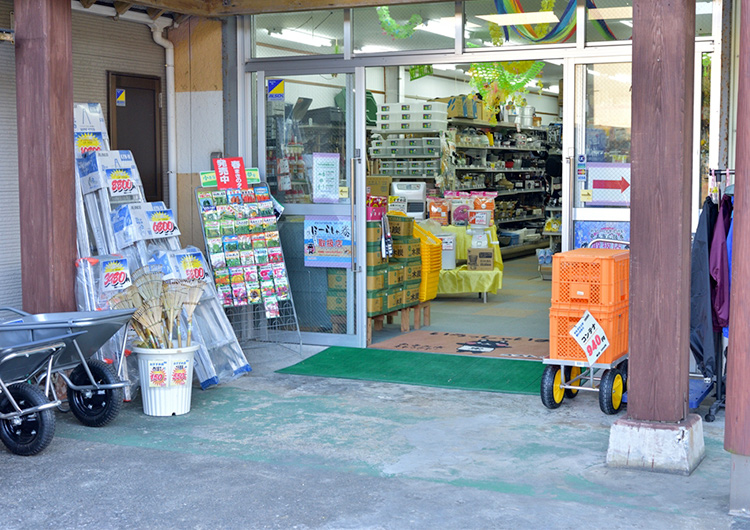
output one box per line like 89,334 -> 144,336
277,347 -> 545,395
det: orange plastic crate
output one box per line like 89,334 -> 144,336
549,302 -> 629,364
551,248 -> 629,309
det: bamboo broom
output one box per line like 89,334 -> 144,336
180,279 -> 206,347
161,280 -> 188,347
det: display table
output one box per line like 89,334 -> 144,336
434,225 -> 504,270
437,265 -> 502,302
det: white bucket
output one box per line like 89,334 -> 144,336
134,345 -> 199,416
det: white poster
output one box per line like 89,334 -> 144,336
312,152 -> 340,203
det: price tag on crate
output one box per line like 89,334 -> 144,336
569,310 -> 609,366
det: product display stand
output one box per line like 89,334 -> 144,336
195,186 -> 302,354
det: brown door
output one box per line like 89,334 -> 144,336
107,73 -> 163,202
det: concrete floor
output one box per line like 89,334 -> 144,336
1,342 -> 748,529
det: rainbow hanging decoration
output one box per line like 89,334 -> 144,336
493,0 -> 617,44
376,7 -> 423,39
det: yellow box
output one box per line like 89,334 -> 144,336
403,259 -> 422,282
392,237 -> 421,261
326,289 -> 347,314
366,176 -> 392,197
366,243 -> 385,268
367,290 -> 386,316
386,262 -> 404,287
402,280 -> 421,307
366,221 -> 382,243
386,287 -> 403,312
387,214 -> 414,238
366,265 -> 387,291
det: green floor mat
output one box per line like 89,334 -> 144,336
277,347 -> 545,395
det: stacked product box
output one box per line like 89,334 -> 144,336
375,101 -> 448,133
549,248 -> 630,365
197,185 -> 289,319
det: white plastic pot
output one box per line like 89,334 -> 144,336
134,344 -> 199,416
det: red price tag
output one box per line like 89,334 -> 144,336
152,220 -> 176,235
213,157 -> 248,190
185,267 -> 206,280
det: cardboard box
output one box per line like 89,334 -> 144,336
467,248 -> 495,271
366,176 -> 392,197
434,95 -> 479,119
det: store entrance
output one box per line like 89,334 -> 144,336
364,60 -> 562,348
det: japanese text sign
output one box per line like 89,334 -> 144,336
569,310 -> 609,366
213,157 -> 248,190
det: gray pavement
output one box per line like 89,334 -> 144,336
1,343 -> 748,530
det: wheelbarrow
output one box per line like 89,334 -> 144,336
0,308 -> 135,428
0,331 -> 85,455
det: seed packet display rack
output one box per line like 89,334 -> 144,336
195,186 -> 301,350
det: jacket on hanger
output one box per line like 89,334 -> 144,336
710,194 -> 733,331
690,197 -> 718,378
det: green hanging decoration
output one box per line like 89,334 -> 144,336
376,6 -> 422,39
468,61 -> 545,123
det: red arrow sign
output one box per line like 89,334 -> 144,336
593,177 -> 630,193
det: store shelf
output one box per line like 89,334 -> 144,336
542,231 -> 562,237
500,238 -> 551,259
449,118 -> 548,133
388,174 -> 438,179
455,166 -> 544,173
370,154 -> 440,159
455,143 -> 546,152
496,215 -> 545,225
495,189 -> 545,197
545,206 -> 562,212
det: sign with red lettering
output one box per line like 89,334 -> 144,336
569,310 -> 609,366
213,157 -> 248,190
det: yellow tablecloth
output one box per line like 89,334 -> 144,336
434,225 -> 504,271
438,265 -> 503,295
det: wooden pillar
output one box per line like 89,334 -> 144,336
725,0 -> 750,458
14,0 -> 76,313
628,0 -> 695,422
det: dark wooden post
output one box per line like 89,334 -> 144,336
14,0 -> 76,313
628,0 -> 695,422
726,0 -> 750,458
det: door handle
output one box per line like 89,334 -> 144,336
350,156 -> 361,272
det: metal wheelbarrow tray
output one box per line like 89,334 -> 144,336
0,331 -> 85,456
0,308 -> 135,428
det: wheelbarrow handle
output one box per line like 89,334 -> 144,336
0,307 -> 31,317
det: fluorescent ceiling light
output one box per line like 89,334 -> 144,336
620,20 -> 633,28
433,64 -> 457,71
476,12 -> 559,27
416,17 -> 478,39
588,7 -> 632,20
266,28 -> 332,47
355,45 -> 397,53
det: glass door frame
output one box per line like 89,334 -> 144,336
247,64 -> 368,348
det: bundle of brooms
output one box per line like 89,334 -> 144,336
111,266 -> 206,349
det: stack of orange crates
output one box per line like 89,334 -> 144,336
549,248 -> 630,365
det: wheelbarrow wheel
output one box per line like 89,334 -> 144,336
564,366 -> 582,399
0,383 -> 56,456
68,359 -> 123,428
541,365 -> 565,409
599,368 -> 624,415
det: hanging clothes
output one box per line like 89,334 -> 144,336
690,197 -> 718,378
710,194 -> 733,331
723,201 -> 734,340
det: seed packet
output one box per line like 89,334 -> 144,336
213,268 -> 230,286
251,234 -> 267,250
202,207 -> 220,223
248,287 -> 262,304
248,217 -> 264,234
258,200 -> 274,217
264,296 -> 280,319
272,263 -> 287,280
243,265 -> 259,283
222,235 -> 239,253
232,284 -> 248,306
260,216 -> 277,232
261,279 -> 276,298
240,250 -> 255,266
197,191 -> 215,210
241,188 -> 256,203
210,253 -> 226,269
238,234 -> 253,251
235,219 -> 250,235
258,264 -> 274,282
227,189 -> 243,205
206,237 -> 223,254
245,203 -> 259,219
265,231 -> 281,247
254,248 -> 268,264
217,285 -> 233,306
225,250 -> 241,268
254,185 -> 271,202
275,277 -> 290,301
220,220 -> 235,236
268,247 -> 284,263
204,220 -> 221,238
229,266 -> 245,285
216,205 -> 235,220
212,190 -> 228,205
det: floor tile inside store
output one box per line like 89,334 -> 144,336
371,254 -> 551,345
